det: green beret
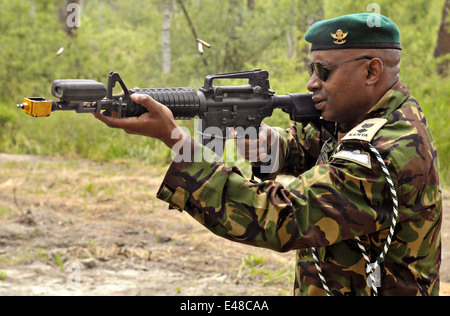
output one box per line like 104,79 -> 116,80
305,13 -> 401,51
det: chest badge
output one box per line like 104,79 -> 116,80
331,29 -> 348,44
332,149 -> 372,169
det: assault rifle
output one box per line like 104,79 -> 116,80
17,69 -> 336,154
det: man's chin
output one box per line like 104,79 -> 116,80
320,111 -> 333,121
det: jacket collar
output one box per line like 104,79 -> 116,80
338,81 -> 410,139
364,81 -> 410,120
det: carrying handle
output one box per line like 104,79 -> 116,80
201,69 -> 271,94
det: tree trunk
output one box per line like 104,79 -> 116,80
247,0 -> 255,10
297,0 -> 324,71
99,0 -> 104,34
30,0 -> 35,21
176,0 -> 208,67
162,0 -> 172,74
223,0 -> 243,71
434,0 -> 450,75
287,6 -> 296,59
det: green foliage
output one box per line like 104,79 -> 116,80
54,253 -> 64,272
0,0 -> 448,185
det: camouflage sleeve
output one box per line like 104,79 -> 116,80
252,123 -> 324,181
156,136 -> 393,252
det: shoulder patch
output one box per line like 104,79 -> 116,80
332,149 -> 372,169
341,118 -> 388,142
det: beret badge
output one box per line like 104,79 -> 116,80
331,29 -> 348,45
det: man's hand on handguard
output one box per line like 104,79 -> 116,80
93,94 -> 188,149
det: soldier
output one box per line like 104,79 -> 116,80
94,13 -> 442,296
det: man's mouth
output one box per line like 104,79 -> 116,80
312,96 -> 327,111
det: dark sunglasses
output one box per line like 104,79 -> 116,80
307,56 -> 373,81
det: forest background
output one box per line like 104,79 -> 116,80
0,0 -> 449,186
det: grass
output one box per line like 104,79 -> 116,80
237,253 -> 294,292
0,207 -> 12,217
54,253 -> 64,272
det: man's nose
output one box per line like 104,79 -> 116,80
307,73 -> 322,92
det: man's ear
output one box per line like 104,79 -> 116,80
366,58 -> 384,86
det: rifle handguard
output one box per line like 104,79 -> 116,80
128,88 -> 204,119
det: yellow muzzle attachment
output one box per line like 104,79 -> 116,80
17,98 -> 53,117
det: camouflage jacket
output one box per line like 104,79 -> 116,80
157,81 -> 442,296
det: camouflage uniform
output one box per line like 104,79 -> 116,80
157,80 -> 442,296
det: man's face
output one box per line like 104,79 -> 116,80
307,50 -> 372,128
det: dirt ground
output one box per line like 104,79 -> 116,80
0,153 -> 448,296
